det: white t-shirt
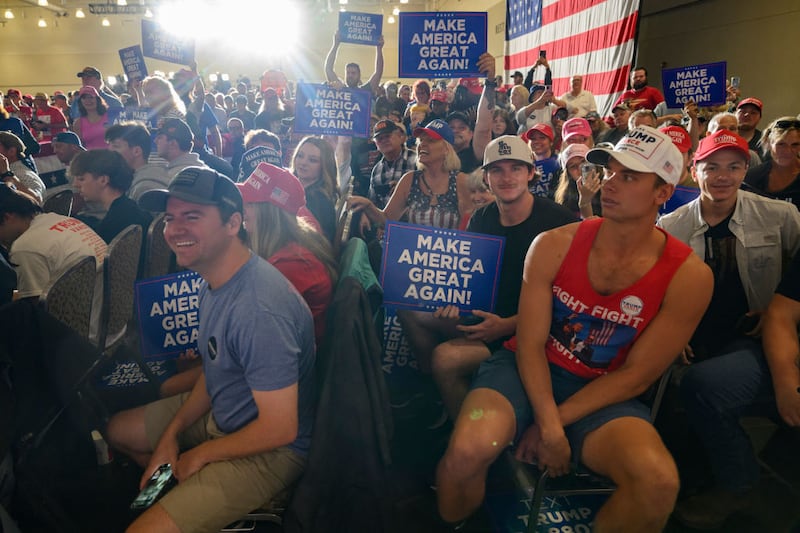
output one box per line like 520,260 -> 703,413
11,213 -> 107,337
560,90 -> 598,118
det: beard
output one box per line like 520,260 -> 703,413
632,81 -> 646,90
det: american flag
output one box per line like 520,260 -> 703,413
505,0 -> 640,116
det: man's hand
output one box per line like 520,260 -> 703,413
477,53 -> 496,80
433,304 -> 460,320
172,445 -> 209,482
456,310 -> 509,342
514,423 -> 571,476
683,100 -> 699,120
775,384 -> 800,427
0,154 -> 11,175
333,30 -> 341,46
679,344 -> 695,365
141,436 -> 179,489
377,35 -> 384,49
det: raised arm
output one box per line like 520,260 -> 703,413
472,53 -> 495,161
364,36 -> 385,93
324,31 -> 344,84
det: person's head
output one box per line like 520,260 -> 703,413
551,107 -> 569,137
69,149 -> 134,202
409,103 -> 429,126
372,120 -> 406,159
446,112 -> 473,151
345,62 -> 361,88
53,93 -> 68,110
707,112 -> 738,134
413,119 -> 461,173
236,81 -> 248,95
521,124 -> 554,159
570,75 -> 584,94
155,118 -> 193,160
105,122 -> 152,168
384,81 -> 398,100
630,67 -> 648,90
398,84 -> 411,102
227,118 -> 245,140
52,131 -> 86,165
235,94 -> 248,111
139,167 -> 247,273
585,111 -> 605,134
529,84 -> 546,103
32,92 -> 49,110
142,76 -> 186,116
512,71 -> 523,85
628,108 -> 657,129
735,97 -> 763,132
558,143 -> 591,181
561,118 -> 593,148
430,90 -> 449,116
0,132 -> 25,162
412,80 -> 431,105
5,89 -> 21,105
0,184 -> 42,247
77,85 -> 108,117
481,135 -> 536,205
612,103 -> 631,130
77,66 -> 103,90
466,169 -> 495,209
761,116 -> 800,168
691,129 -> 750,205
291,136 -> 338,199
586,126 -> 683,217
244,128 -> 281,152
660,125 -> 693,180
491,109 -> 514,137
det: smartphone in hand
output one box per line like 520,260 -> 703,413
130,464 -> 176,510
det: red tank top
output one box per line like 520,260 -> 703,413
506,217 -> 692,379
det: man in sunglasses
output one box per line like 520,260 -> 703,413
658,130 -> 800,529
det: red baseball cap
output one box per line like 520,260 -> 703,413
562,118 -> 592,142
736,97 -> 763,112
237,162 -> 306,215
693,130 -> 750,163
660,126 -> 692,154
521,123 -> 554,142
458,78 -> 482,96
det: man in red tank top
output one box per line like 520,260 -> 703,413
436,127 -> 713,531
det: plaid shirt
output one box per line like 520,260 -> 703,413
369,146 -> 417,209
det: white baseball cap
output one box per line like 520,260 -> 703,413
586,126 -> 683,185
481,135 -> 534,169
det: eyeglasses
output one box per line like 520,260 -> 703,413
775,119 -> 800,130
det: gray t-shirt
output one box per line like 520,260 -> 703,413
199,253 -> 315,455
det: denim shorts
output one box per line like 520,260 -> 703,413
471,348 -> 650,461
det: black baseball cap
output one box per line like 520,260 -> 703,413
372,119 -> 404,138
139,167 -> 243,214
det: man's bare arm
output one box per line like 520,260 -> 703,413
364,36 -> 385,93
324,31 -> 343,84
557,254 -> 712,426
763,294 -> 800,426
472,53 -> 495,162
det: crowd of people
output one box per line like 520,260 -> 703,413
1,29 -> 799,533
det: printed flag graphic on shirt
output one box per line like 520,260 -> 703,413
505,0 -> 640,116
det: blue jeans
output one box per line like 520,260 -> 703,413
680,339 -> 779,492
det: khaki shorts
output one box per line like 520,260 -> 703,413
144,393 -> 306,533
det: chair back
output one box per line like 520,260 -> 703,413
42,189 -> 73,216
143,213 -> 173,279
97,225 -> 143,350
39,255 -> 97,339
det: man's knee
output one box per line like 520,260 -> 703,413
107,406 -> 148,453
431,341 -> 485,379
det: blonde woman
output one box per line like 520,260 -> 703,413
745,116 -> 800,209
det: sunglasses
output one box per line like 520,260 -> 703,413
775,119 -> 800,130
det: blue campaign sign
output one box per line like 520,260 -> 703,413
659,185 -> 700,215
141,19 -> 195,65
380,221 -> 505,313
339,11 -> 383,45
135,270 -> 203,360
662,61 -> 726,108
294,83 -> 372,138
398,11 -> 487,78
118,45 -> 148,82
484,489 -> 608,532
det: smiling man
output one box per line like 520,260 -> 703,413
437,126 -> 712,531
369,119 -> 416,209
657,130 -> 800,529
107,167 -> 315,533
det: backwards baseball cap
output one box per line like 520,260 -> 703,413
585,111 -> 601,121
736,97 -> 763,112
413,118 -> 454,145
693,129 -> 750,163
373,119 -> 404,138
660,125 -> 692,154
521,123 -> 554,142
238,162 -> 306,215
482,135 -> 534,169
53,131 -> 86,150
558,143 -> 590,168
562,118 -> 592,142
586,126 -> 683,185
612,102 -> 630,113
157,118 -> 193,146
77,66 -> 102,79
139,167 -> 243,213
